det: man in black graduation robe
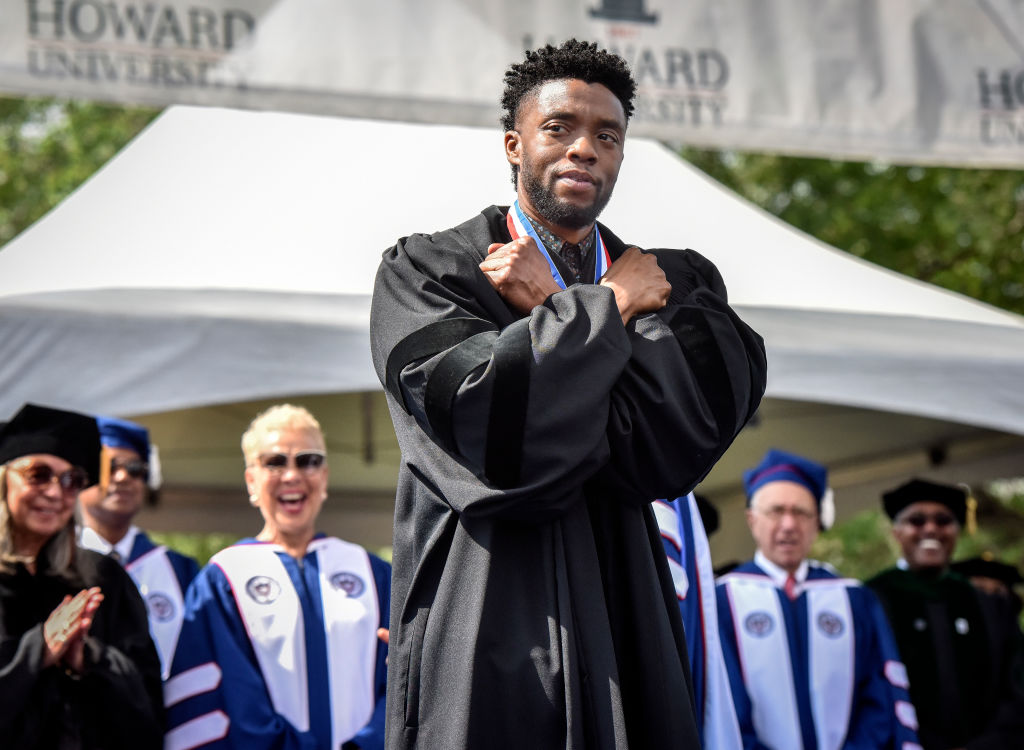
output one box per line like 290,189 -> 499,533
370,40 -> 767,749
867,479 -> 1024,750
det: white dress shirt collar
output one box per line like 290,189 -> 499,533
755,550 -> 809,587
79,524 -> 139,563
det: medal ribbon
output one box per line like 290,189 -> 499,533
506,199 -> 611,289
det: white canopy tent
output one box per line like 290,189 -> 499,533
1,107 -> 1022,556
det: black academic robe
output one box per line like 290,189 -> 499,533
867,567 -> 1024,750
0,543 -> 164,750
370,206 -> 767,749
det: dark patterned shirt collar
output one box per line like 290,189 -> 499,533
520,213 -> 596,259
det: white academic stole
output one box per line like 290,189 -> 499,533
722,574 -> 856,750
213,538 -> 379,746
126,545 -> 186,680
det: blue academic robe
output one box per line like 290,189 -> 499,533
164,536 -> 390,750
716,560 -> 921,750
656,496 -> 743,750
126,530 -> 200,594
80,527 -> 199,678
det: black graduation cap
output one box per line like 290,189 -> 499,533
881,478 -> 967,526
0,404 -> 101,485
950,556 -> 1024,587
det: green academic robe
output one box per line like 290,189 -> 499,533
868,567 -> 1024,749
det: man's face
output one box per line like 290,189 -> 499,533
746,481 -> 820,574
892,500 -> 959,571
505,78 -> 626,231
78,446 -> 147,527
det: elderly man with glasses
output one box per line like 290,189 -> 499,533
867,479 -> 1024,750
716,449 -> 919,750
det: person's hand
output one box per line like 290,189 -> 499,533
598,247 -> 670,325
42,587 -> 103,671
376,627 -> 389,645
479,237 -> 561,314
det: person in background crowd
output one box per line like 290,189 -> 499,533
950,555 -> 1024,617
868,479 -> 1024,749
370,39 -> 766,749
163,404 -> 389,750
0,403 -> 163,749
78,415 -> 199,678
717,449 -> 920,749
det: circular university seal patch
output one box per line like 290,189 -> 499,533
246,575 -> 282,604
147,592 -> 176,622
817,610 -> 845,638
330,571 -> 366,597
744,611 -> 774,637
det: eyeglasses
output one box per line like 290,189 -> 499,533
758,505 -> 817,523
899,512 -> 957,528
110,458 -> 149,481
7,463 -> 90,492
257,451 -> 326,473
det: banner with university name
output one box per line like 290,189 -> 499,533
2,0 -> 1024,167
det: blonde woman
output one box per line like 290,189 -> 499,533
0,403 -> 163,749
164,404 -> 390,750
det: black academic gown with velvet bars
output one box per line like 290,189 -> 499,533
0,542 -> 164,749
868,567 -> 1024,750
370,206 -> 767,750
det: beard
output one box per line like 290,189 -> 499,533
519,156 -> 614,230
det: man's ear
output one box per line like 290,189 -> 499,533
504,131 -> 522,167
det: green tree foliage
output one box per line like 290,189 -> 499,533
148,531 -> 392,566
0,96 -> 159,247
681,148 -> 1024,587
149,531 -> 240,567
682,149 -> 1024,316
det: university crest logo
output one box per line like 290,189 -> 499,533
246,575 -> 282,604
816,610 -> 845,638
744,610 -> 774,637
146,592 -> 176,622
330,571 -> 366,597
589,0 -> 658,24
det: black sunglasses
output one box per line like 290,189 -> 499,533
901,512 -> 956,528
258,451 -> 326,473
110,458 -> 149,481
10,464 -> 90,492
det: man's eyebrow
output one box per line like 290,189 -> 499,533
542,111 -> 625,132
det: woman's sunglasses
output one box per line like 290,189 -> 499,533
258,451 -> 326,473
8,463 -> 90,492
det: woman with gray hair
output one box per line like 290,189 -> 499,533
0,403 -> 163,749
164,404 -> 390,750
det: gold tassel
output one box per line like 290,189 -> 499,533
966,494 -> 978,536
98,445 -> 112,496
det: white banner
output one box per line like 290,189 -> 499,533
2,0 -> 1024,167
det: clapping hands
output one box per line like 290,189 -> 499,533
42,587 -> 104,673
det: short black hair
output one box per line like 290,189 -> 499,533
500,39 -> 636,132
